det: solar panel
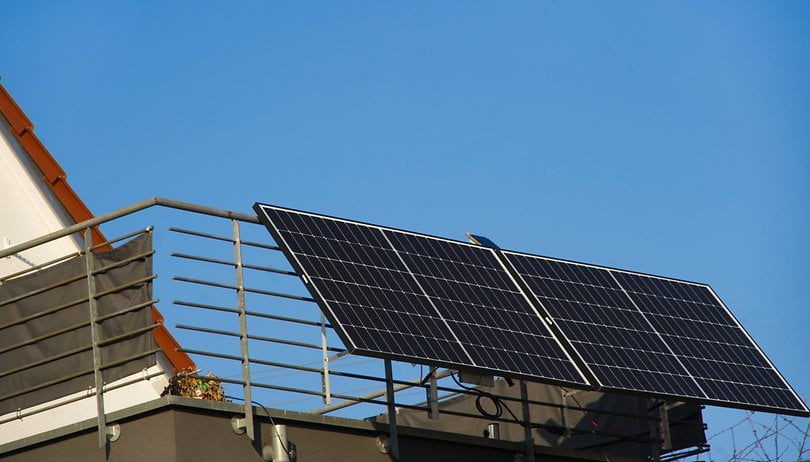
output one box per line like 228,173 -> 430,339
254,203 -> 589,386
504,251 -> 809,415
254,202 -> 808,416
612,271 -> 807,414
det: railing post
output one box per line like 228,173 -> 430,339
233,219 -> 254,441
320,312 -> 332,404
84,228 -> 119,447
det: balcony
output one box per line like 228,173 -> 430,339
0,197 -> 707,461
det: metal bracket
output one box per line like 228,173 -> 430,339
104,424 -> 121,443
231,416 -> 247,435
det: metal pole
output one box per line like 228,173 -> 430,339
233,219 -> 254,441
85,228 -> 113,447
520,380 -> 535,462
384,359 -> 400,460
427,370 -> 439,420
320,311 -> 332,404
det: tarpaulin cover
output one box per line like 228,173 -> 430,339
0,234 -> 156,415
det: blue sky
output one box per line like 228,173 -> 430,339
2,2 -> 808,459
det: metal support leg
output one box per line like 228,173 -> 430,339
233,220 -> 254,441
659,401 -> 672,452
320,311 -> 332,404
648,400 -> 664,461
519,380 -> 535,462
384,359 -> 400,460
427,371 -> 439,420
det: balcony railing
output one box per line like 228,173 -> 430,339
0,197 -> 707,461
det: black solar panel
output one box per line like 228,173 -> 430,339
254,202 -> 808,416
504,251 -> 809,415
503,252 -> 705,398
254,203 -> 589,386
612,271 -> 807,414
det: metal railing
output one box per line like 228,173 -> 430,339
0,198 -> 708,460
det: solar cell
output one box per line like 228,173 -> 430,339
254,203 -> 589,386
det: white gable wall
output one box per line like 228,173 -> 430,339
0,112 -> 173,445
0,115 -> 83,278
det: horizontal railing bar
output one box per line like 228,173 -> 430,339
244,286 -> 315,302
175,324 -> 240,338
93,226 -> 154,250
178,348 -> 241,362
0,295 -> 86,333
174,324 -> 344,353
0,366 -> 96,403
169,227 -> 237,244
0,321 -> 89,357
98,348 -> 162,371
0,267 -> 153,325
179,348 -> 385,384
95,299 -> 158,323
0,228 -> 152,283
169,227 -> 281,250
169,228 -> 281,251
91,250 -> 155,276
93,275 -> 156,299
171,276 -> 238,291
172,300 -> 239,314
173,300 -> 329,328
240,239 -> 281,251
0,344 -> 92,379
170,253 -> 297,277
172,276 -> 315,302
0,197 -> 258,261
0,343 -> 162,403
180,374 -> 411,412
0,369 -> 165,426
241,262 -> 297,276
0,311 -> 157,377
97,323 -> 160,347
311,369 -> 455,414
247,332 -> 344,353
0,251 -> 80,283
0,275 -> 156,333
0,297 -> 156,357
0,272 -> 86,309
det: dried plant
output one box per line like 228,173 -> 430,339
162,368 -> 225,401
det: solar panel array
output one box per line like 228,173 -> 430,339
254,203 -> 589,387
254,203 -> 809,416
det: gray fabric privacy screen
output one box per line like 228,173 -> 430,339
0,233 -> 156,415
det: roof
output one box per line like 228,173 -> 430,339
0,82 -> 193,372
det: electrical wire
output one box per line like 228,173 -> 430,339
226,395 -> 293,458
449,373 -> 522,424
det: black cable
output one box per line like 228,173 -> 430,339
226,395 -> 292,457
450,373 -> 522,424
